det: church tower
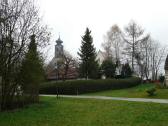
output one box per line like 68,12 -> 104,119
46,35 -> 78,80
54,36 -> 64,72
55,36 -> 64,59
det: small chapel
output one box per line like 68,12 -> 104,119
46,36 -> 78,80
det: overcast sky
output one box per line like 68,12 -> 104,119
39,0 -> 168,61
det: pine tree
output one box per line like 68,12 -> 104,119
20,35 -> 44,103
78,28 -> 99,79
101,59 -> 116,78
121,63 -> 132,78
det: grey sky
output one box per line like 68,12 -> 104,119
39,0 -> 168,61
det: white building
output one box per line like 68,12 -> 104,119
164,55 -> 168,86
96,50 -> 106,65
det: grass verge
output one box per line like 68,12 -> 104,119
84,83 -> 168,99
1,96 -> 168,126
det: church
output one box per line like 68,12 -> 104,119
46,36 -> 78,80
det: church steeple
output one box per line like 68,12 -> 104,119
56,35 -> 63,45
55,35 -> 64,58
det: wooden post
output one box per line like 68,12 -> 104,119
56,88 -> 59,98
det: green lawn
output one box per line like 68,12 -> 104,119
1,97 -> 168,126
84,83 -> 168,99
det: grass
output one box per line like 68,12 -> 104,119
1,97 -> 168,126
84,83 -> 168,99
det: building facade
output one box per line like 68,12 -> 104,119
164,55 -> 168,86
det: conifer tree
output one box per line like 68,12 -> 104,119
121,63 -> 132,78
101,59 -> 116,78
20,35 -> 44,103
78,28 -> 99,79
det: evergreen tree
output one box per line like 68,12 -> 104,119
101,59 -> 116,78
121,63 -> 132,78
78,28 -> 99,79
20,35 -> 44,103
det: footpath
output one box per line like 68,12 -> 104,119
41,94 -> 168,104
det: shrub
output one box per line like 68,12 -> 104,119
101,59 -> 116,78
159,74 -> 165,83
146,88 -> 156,96
121,63 -> 133,78
40,77 -> 141,95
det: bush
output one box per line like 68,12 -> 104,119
101,59 -> 116,78
40,77 -> 141,95
121,63 -> 133,78
159,75 -> 165,83
146,88 -> 156,96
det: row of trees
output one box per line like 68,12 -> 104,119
102,21 -> 167,80
0,0 -> 50,111
78,21 -> 167,80
78,28 -> 132,79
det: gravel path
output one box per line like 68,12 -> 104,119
41,94 -> 168,104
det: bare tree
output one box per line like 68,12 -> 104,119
149,40 -> 167,80
140,36 -> 151,80
101,36 -> 113,60
102,25 -> 123,62
0,0 -> 50,111
62,51 -> 78,80
107,25 -> 123,63
123,20 -> 149,72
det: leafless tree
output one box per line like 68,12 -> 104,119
140,36 -> 151,80
123,20 -> 149,72
62,51 -> 78,80
135,37 -> 167,80
101,35 -> 113,60
149,40 -> 167,80
46,50 -> 78,80
107,25 -> 123,63
0,0 -> 50,111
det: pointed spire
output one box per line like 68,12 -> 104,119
59,32 -> 60,40
56,33 -> 63,45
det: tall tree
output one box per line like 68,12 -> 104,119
123,20 -> 149,72
101,36 -> 113,60
140,36 -> 151,80
103,25 -> 123,63
78,28 -> 99,79
20,35 -> 44,103
149,40 -> 167,80
0,0 -> 50,111
121,63 -> 132,78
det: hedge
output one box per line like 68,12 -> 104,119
40,77 -> 141,95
